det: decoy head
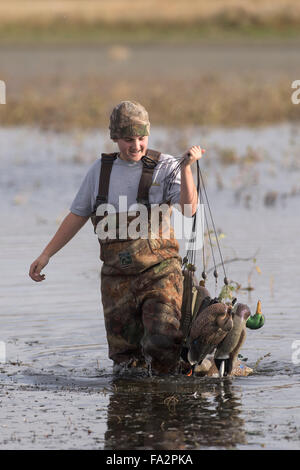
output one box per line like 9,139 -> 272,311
216,304 -> 234,331
246,300 -> 265,329
233,303 -> 251,322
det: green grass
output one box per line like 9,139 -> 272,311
1,21 -> 300,45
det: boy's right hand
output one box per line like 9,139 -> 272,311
29,254 -> 49,282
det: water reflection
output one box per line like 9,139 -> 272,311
104,375 -> 247,450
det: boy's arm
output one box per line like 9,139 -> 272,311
180,145 -> 205,216
29,212 -> 89,282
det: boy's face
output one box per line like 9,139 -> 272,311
115,135 -> 148,162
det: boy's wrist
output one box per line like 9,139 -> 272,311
181,160 -> 193,170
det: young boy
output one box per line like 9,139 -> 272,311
29,101 -> 204,374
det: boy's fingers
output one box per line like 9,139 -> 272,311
32,272 -> 45,282
29,261 -> 44,281
188,147 -> 205,155
29,264 -> 35,278
31,261 -> 39,274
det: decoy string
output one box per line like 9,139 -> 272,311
198,168 -> 227,280
160,152 -> 228,284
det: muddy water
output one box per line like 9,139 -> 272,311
0,124 -> 300,450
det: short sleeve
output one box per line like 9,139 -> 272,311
163,157 -> 181,205
70,160 -> 100,217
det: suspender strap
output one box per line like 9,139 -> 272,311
95,153 -> 118,205
94,149 -> 161,209
137,149 -> 161,206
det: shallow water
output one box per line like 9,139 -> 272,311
0,124 -> 299,450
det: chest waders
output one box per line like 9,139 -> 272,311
90,150 -> 184,374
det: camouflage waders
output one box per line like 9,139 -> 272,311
101,257 -> 183,373
91,149 -> 184,374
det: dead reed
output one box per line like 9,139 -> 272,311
0,75 -> 299,130
1,0 -> 300,26
1,0 -> 300,44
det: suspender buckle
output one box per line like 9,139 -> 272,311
136,199 -> 151,207
96,195 -> 107,204
141,155 -> 157,169
93,195 -> 108,212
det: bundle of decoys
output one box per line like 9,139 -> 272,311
165,154 -> 265,378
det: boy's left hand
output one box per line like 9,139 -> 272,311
184,145 -> 205,166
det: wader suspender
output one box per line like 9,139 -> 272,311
96,152 -> 118,205
136,150 -> 161,206
92,149 -> 161,231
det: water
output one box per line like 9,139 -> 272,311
0,124 -> 299,450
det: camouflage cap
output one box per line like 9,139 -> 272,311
109,101 -> 150,139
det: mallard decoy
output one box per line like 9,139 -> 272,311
214,303 -> 251,377
180,281 -> 212,365
192,285 -> 212,317
187,302 -> 233,366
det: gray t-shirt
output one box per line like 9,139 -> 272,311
70,153 -> 181,216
